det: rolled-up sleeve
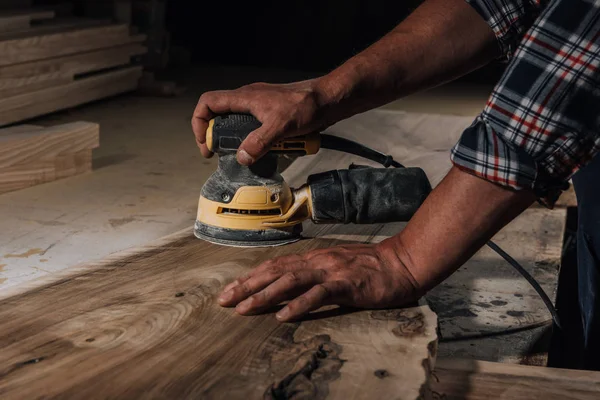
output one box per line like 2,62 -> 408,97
467,0 -> 547,58
452,0 -> 600,207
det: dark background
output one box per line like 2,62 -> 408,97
164,0 -> 505,82
165,0 -> 422,71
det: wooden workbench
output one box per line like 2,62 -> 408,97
0,107 -> 568,397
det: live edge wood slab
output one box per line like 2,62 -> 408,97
0,224 -> 438,400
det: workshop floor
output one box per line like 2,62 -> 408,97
0,66 -> 492,291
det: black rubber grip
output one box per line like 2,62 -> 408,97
308,167 -> 432,224
210,114 -> 262,154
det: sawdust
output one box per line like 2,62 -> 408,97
0,278 -> 6,284
0,264 -> 5,272
40,259 -> 48,263
4,248 -> 44,258
33,220 -> 66,226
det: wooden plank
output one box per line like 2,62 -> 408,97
0,17 -> 112,40
0,66 -> 142,126
0,149 -> 92,194
54,149 -> 92,179
0,42 -> 146,97
0,23 -> 137,66
0,227 -> 438,399
0,122 -> 98,168
0,9 -> 55,33
0,122 -> 98,194
432,358 -> 600,399
0,157 -> 55,193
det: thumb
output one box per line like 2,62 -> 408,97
237,125 -> 278,166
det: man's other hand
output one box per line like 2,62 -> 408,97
217,242 -> 422,321
191,80 -> 331,166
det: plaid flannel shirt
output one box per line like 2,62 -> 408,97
451,0 -> 600,206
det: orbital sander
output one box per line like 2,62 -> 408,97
194,113 -> 432,247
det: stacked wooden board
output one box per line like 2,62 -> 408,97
0,8 -> 146,126
432,358 -> 600,399
0,122 -> 99,194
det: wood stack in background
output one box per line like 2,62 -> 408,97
0,122 -> 99,194
0,6 -> 146,126
0,3 -> 146,193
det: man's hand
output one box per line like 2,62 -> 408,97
191,80 -> 332,165
217,243 -> 422,322
191,0 -> 496,166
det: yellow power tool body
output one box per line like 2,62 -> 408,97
195,114 -> 431,247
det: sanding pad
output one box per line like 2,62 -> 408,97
194,220 -> 302,248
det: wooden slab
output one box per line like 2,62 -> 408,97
0,9 -> 55,33
0,41 -> 146,97
0,224 -> 438,399
0,66 -> 142,126
0,122 -> 98,194
432,358 -> 600,399
0,23 -> 136,66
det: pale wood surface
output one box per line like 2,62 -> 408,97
0,66 -> 142,126
0,122 -> 98,194
0,41 -> 145,97
432,358 -> 600,399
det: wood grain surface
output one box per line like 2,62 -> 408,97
0,66 -> 142,126
0,23 -> 135,66
0,41 -> 145,97
0,122 -> 98,194
0,224 -> 438,400
432,358 -> 600,399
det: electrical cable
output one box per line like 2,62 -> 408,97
321,133 -> 562,331
486,240 -> 562,330
321,134 -> 405,168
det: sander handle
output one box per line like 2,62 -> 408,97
207,114 -> 320,155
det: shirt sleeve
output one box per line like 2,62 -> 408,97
466,0 -> 548,58
452,0 -> 600,207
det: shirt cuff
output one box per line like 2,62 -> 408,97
466,0 -> 544,59
450,117 -> 567,207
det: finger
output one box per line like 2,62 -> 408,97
237,125 -> 280,166
236,269 -> 327,315
222,254 -> 307,296
218,269 -> 283,307
223,276 -> 251,293
276,280 -> 346,322
199,142 -> 214,158
191,103 -> 214,145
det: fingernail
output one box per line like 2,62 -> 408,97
218,290 -> 233,305
224,280 -> 239,292
238,150 -> 254,165
236,302 -> 249,314
276,307 -> 290,321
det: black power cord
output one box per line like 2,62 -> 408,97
321,133 -> 562,331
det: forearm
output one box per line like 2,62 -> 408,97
316,0 -> 499,122
379,167 -> 535,293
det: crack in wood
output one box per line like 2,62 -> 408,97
264,335 -> 344,400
